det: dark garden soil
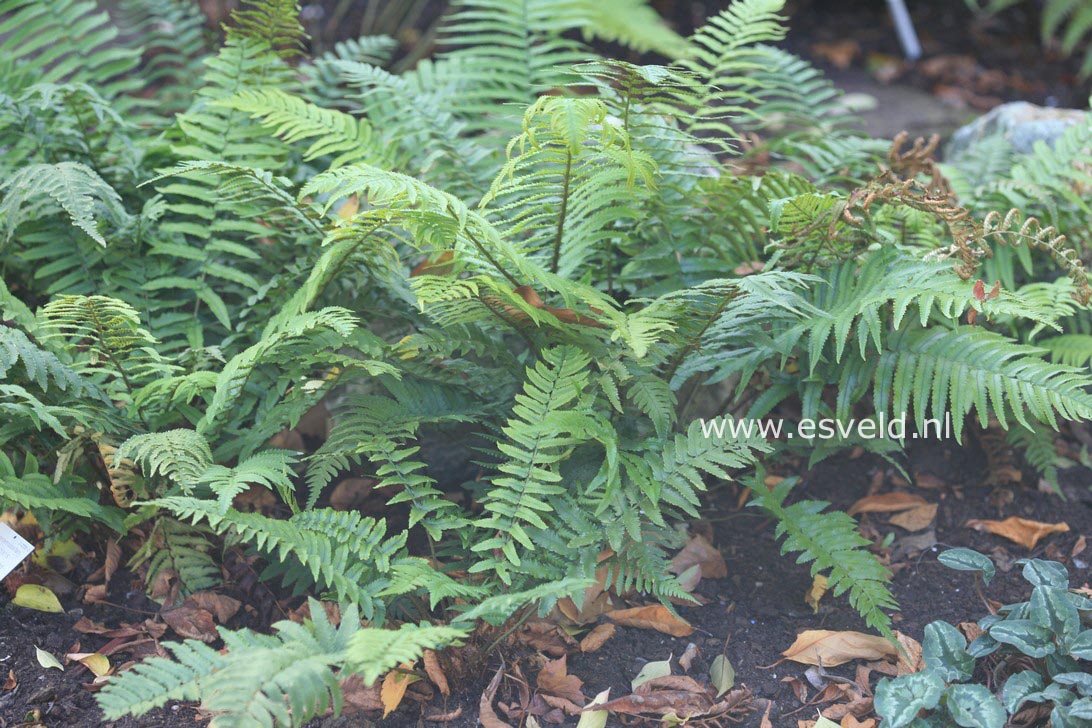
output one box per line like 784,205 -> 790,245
3,431 -> 1090,727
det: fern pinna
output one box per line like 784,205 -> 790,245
1,0 -> 1091,723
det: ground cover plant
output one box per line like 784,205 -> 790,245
0,0 -> 1090,725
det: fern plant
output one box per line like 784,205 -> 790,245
0,0 -> 1090,723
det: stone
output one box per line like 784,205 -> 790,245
947,101 -> 1089,158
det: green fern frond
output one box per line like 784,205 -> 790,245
874,326 -> 1092,439
0,162 -> 128,246
115,430 -> 214,492
219,88 -> 386,168
749,475 -> 897,639
0,452 -> 125,531
344,623 -> 467,685
199,450 -> 298,513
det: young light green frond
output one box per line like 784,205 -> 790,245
115,430 -> 214,492
874,327 -> 1092,439
100,599 -> 358,727
200,450 -> 298,513
1039,334 -> 1092,367
0,162 -> 128,246
749,475 -> 897,639
344,624 -> 467,685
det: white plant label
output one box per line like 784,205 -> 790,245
0,522 -> 34,580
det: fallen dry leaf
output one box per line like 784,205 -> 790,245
781,630 -> 897,667
380,663 -> 419,719
841,715 -> 877,727
894,631 -> 923,675
810,39 -> 860,69
424,706 -> 464,722
66,652 -> 111,677
889,503 -> 937,532
537,655 -> 585,705
185,593 -> 241,624
161,605 -> 217,643
678,642 -> 699,672
806,574 -> 829,613
670,535 -> 728,579
516,620 -> 579,655
423,649 -> 449,697
607,604 -> 693,637
760,701 -> 774,728
480,662 -> 513,728
848,492 -> 927,516
965,516 -> 1070,549
340,674 -> 384,713
3,669 -> 15,691
579,623 -> 615,653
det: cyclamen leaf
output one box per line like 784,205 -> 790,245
945,683 -> 1005,728
874,669 -> 946,728
938,548 -> 996,586
988,620 -> 1056,658
921,621 -> 973,681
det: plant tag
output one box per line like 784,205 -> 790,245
0,523 -> 34,580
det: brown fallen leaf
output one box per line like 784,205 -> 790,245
894,631 -> 923,676
480,662 -> 513,728
185,593 -> 241,624
670,534 -> 728,579
161,605 -> 218,643
423,706 -> 464,722
3,670 -> 15,691
339,674 -> 383,713
848,492 -> 927,516
805,574 -> 829,613
841,715 -> 877,727
380,663 -> 419,718
781,630 -> 897,667
607,604 -> 693,637
889,503 -> 937,532
536,655 -> 585,705
965,516 -> 1070,549
810,39 -> 860,69
760,701 -> 774,728
678,642 -> 699,672
515,620 -> 578,655
104,541 -> 121,585
423,649 -> 449,697
579,623 -> 615,653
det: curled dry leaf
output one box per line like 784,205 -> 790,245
894,631 -> 923,675
67,652 -> 111,677
781,630 -> 897,667
480,662 -> 513,728
678,642 -> 699,672
888,503 -> 937,532
670,535 -> 728,579
103,540 -> 121,585
424,706 -> 464,722
579,623 -> 615,653
847,492 -> 927,516
806,574 -> 829,613
607,604 -> 694,637
423,649 -> 450,697
965,516 -> 1070,549
3,669 -> 14,691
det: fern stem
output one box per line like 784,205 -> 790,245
461,221 -> 523,291
549,149 -> 574,274
663,290 -> 738,385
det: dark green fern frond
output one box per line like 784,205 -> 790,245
219,88 -> 386,168
749,475 -> 897,639
0,452 -> 125,532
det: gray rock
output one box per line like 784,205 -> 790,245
947,101 -> 1089,158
